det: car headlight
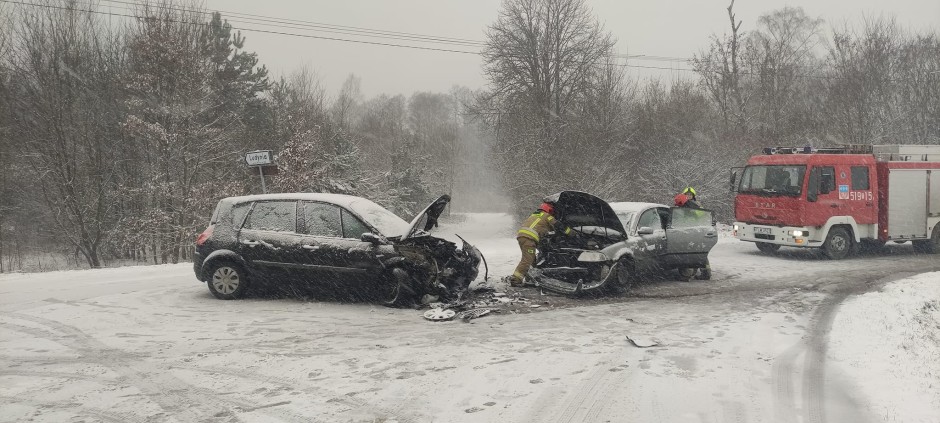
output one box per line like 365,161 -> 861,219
792,230 -> 804,237
577,251 -> 609,263
733,224 -> 740,231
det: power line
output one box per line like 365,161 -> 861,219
98,0 -> 489,48
5,0 -> 878,81
101,0 -> 702,64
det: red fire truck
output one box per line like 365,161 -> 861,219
731,145 -> 940,259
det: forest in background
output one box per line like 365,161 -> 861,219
0,0 -> 937,271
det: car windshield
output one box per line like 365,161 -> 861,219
615,211 -> 635,232
739,165 -> 807,197
345,199 -> 410,238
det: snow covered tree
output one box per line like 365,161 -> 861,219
8,1 -> 125,267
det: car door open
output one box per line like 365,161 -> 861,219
663,207 -> 718,267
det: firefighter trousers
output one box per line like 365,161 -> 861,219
513,237 -> 538,282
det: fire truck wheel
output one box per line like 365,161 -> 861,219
755,242 -> 780,254
913,224 -> 940,254
823,227 -> 853,260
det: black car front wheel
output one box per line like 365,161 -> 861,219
382,268 -> 417,308
207,262 -> 249,300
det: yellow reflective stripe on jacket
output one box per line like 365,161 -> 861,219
517,228 -> 540,241
528,217 -> 542,229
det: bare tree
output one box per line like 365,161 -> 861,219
745,7 -> 825,143
9,1 -> 126,267
692,0 -> 749,137
480,0 -> 619,209
332,73 -> 361,130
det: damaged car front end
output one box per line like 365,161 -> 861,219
530,191 -> 717,295
385,195 -> 484,304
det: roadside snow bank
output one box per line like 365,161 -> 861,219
828,271 -> 940,422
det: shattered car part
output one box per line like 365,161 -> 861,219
456,308 -> 493,321
530,191 -> 718,295
626,335 -> 660,348
423,308 -> 457,321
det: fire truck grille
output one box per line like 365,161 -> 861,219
754,234 -> 775,240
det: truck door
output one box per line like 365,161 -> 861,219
843,165 -> 877,224
807,165 -> 838,226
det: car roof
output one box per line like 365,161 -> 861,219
221,193 -> 365,207
608,201 -> 668,213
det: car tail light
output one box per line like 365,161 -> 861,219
196,225 -> 214,246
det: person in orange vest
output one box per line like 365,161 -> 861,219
505,201 -> 573,287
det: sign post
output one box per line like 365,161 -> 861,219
245,150 -> 274,194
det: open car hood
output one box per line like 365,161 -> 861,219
544,191 -> 625,236
401,194 -> 451,240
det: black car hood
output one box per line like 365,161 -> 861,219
544,191 -> 625,235
401,194 -> 451,240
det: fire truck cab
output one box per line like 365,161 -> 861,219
731,145 -> 940,259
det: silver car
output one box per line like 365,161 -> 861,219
531,191 -> 718,295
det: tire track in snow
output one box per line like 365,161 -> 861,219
0,395 -> 142,423
772,272 -> 920,423
0,312 -> 316,423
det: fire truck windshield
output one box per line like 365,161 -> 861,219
738,165 -> 807,197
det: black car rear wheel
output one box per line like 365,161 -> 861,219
382,268 -> 417,308
207,262 -> 249,300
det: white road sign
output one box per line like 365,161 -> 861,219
245,150 -> 273,166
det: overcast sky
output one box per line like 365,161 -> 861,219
197,0 -> 939,98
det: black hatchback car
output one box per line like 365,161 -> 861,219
193,193 -> 482,306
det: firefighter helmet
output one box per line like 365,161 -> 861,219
674,193 -> 689,207
683,186 -> 697,196
538,202 -> 555,215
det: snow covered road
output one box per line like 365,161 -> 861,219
2,214 -> 939,422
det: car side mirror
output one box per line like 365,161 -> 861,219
637,226 -> 654,235
729,169 -> 738,192
360,233 -> 382,244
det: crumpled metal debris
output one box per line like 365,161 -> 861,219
456,308 -> 493,321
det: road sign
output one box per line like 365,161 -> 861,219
245,150 -> 273,166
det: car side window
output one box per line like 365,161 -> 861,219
243,201 -> 297,232
231,202 -> 252,229
341,209 -> 371,239
303,202 -> 343,237
637,209 -> 662,232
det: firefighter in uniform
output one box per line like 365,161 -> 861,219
673,186 -> 709,280
674,186 -> 702,209
506,202 -> 573,287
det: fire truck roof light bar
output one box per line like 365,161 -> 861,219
762,144 -> 874,155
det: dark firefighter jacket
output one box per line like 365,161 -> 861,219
517,211 -> 572,242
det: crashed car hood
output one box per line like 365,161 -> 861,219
401,194 -> 451,240
543,191 -> 626,235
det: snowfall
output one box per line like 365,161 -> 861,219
1,213 -> 938,422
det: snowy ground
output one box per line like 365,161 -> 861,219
1,213 -> 938,422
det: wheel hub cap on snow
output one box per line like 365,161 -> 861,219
423,308 -> 456,321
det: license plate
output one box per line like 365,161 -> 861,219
754,227 -> 772,235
